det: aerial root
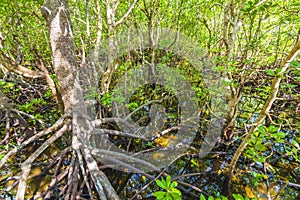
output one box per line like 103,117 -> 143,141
16,121 -> 71,200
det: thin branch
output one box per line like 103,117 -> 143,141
125,99 -> 163,120
11,109 -> 47,125
278,180 -> 300,189
177,180 -> 208,196
44,168 -> 69,198
148,126 -> 179,142
94,0 -> 103,49
43,147 -> 71,198
115,0 -> 138,26
85,0 -> 91,53
90,147 -> 159,171
36,58 -> 64,112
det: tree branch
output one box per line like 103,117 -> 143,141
0,50 -> 43,78
115,0 -> 138,27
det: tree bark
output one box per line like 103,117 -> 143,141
41,0 -> 76,114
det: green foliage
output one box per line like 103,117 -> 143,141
250,171 -> 268,187
44,89 -> 53,99
19,98 -> 46,113
199,193 -> 258,200
101,92 -> 112,106
0,0 -> 299,199
153,176 -> 182,200
246,125 -> 286,163
200,193 -> 228,200
0,81 -> 19,95
232,193 -> 255,200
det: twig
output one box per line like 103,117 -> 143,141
278,180 -> 300,189
176,180 -> 209,196
115,0 -> 138,27
11,109 -> 47,125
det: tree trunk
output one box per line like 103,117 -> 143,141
41,1 -> 119,199
41,0 -> 76,114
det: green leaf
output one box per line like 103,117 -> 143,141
165,193 -> 173,200
290,60 -> 300,67
191,159 -> 198,166
153,191 -> 167,199
156,179 -> 166,189
256,155 -> 266,163
268,125 -> 279,133
208,196 -> 215,200
266,69 -> 275,76
170,180 -> 178,189
273,132 -> 286,139
232,193 -> 244,200
170,189 -> 182,200
200,193 -> 207,200
292,147 -> 298,154
171,188 -> 181,194
257,126 -> 266,134
275,67 -> 282,74
291,140 -> 300,148
161,179 -> 167,189
166,175 -> 171,188
256,144 -> 266,151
